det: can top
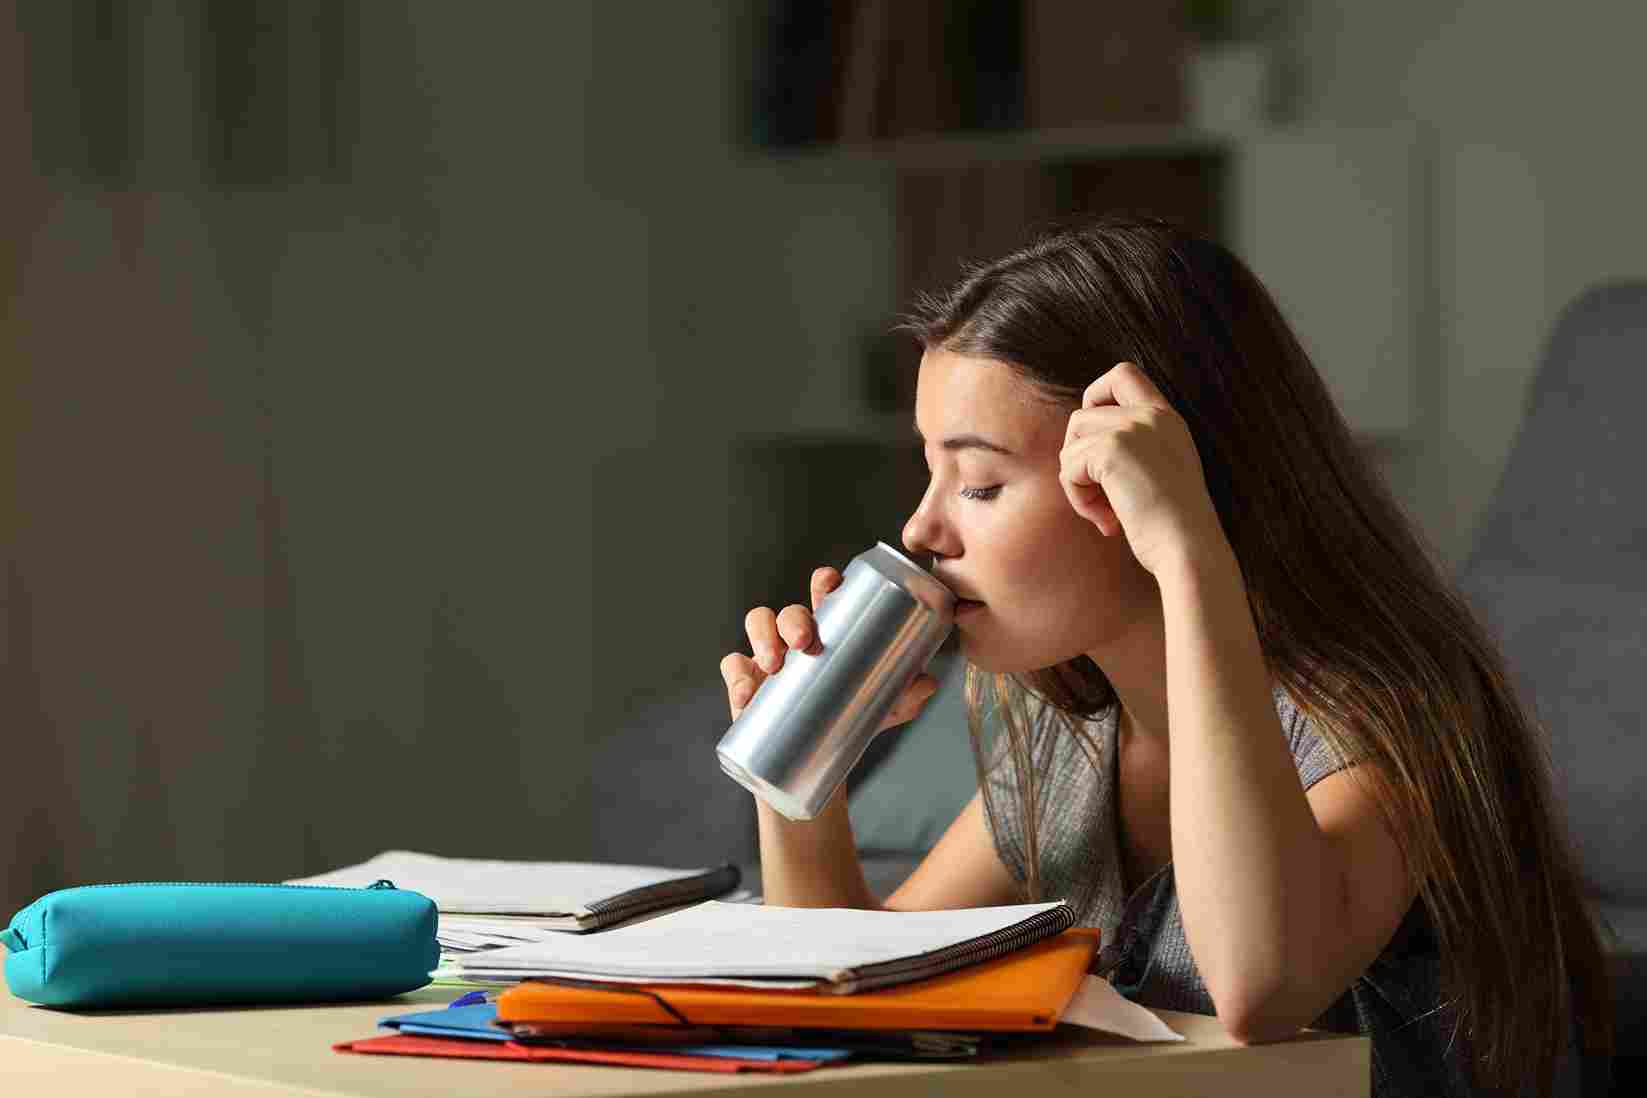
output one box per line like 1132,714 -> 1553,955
861,541 -> 955,612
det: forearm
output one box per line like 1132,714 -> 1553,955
1159,543 -> 1338,1031
755,787 -> 882,910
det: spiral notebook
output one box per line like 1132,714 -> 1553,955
456,899 -> 1075,994
287,851 -> 741,932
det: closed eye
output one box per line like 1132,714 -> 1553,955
960,485 -> 1001,501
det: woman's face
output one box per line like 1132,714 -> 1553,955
903,349 -> 1160,674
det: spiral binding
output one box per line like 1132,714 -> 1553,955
827,902 -> 1076,995
580,864 -> 743,929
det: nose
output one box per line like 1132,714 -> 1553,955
902,483 -> 955,563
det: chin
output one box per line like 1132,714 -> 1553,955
958,625 -> 1094,678
956,636 -> 1055,677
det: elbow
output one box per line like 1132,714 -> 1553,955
1223,1011 -> 1304,1046
1217,986 -> 1305,1046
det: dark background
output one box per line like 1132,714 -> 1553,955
3,1 -> 1644,922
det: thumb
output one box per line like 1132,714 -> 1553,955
911,672 -> 940,706
885,673 -> 940,729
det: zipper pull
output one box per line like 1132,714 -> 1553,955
368,879 -> 396,890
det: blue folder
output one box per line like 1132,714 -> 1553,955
382,1003 -> 513,1042
379,1001 -> 852,1062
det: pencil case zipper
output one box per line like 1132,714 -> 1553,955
48,879 -> 401,892
0,880 -> 403,952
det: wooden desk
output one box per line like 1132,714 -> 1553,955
1,982 -> 1368,1096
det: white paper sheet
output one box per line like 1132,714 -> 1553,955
1058,975 -> 1185,1042
458,899 -> 1068,981
434,890 -> 759,952
441,968 -> 824,990
286,850 -> 719,914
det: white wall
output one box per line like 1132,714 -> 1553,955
1274,0 -> 1647,564
0,0 -> 898,912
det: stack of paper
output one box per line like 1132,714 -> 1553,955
286,850 -> 744,951
453,898 -> 1075,993
334,902 -> 1183,1076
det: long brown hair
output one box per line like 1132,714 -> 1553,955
899,215 -> 1612,1097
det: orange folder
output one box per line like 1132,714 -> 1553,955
496,926 -> 1099,1034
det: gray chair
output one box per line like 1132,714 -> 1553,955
1455,281 -> 1647,1090
580,672 -> 761,873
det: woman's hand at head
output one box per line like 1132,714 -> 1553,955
1059,361 -> 1232,578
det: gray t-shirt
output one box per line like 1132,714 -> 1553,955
983,687 -> 1581,1098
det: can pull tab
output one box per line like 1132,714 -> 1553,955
367,879 -> 397,890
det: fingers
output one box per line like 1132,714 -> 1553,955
1059,448 -> 1119,535
1062,402 -> 1128,449
1080,361 -> 1164,410
881,672 -> 940,732
776,604 -> 820,657
719,651 -> 762,719
809,566 -> 841,614
1059,439 -> 1094,488
726,615 -> 940,726
725,568 -> 842,720
743,605 -> 782,673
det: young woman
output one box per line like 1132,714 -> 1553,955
718,216 -> 1611,1097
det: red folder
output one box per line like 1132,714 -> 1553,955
334,1034 -> 822,1074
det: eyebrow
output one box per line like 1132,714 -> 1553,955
912,426 -> 1015,456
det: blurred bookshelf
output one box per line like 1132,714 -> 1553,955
766,124 -> 1232,171
747,3 -> 1430,477
748,2 -> 1229,419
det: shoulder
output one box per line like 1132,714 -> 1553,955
1272,684 -> 1310,746
1273,685 -> 1363,793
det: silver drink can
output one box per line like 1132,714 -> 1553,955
716,541 -> 956,820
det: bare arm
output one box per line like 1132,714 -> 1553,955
882,791 -> 1026,910
1162,543 -> 1412,1043
755,789 -> 880,909
759,784 -> 1023,913
730,565 -> 1019,912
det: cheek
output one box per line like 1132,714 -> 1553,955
1003,499 -> 1112,592
1021,547 -> 1107,629
987,483 -> 1082,570
959,504 -> 1106,654
1000,512 -> 1148,635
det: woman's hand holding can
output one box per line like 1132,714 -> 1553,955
720,565 -> 940,727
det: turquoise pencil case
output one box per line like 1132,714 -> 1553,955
1,879 -> 438,1008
